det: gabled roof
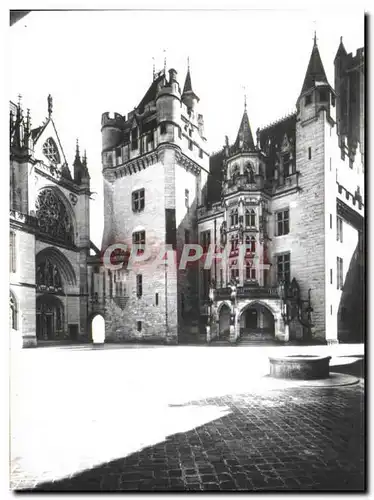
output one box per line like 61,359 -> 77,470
301,38 -> 329,94
233,109 -> 255,152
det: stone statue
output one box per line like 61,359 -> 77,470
220,221 -> 227,246
229,280 -> 237,304
238,223 -> 244,243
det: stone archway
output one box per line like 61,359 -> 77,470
239,302 -> 275,342
90,314 -> 105,344
218,303 -> 231,339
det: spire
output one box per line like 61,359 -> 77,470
334,35 -> 347,61
234,108 -> 255,151
73,138 -> 82,166
183,66 -> 193,94
300,35 -> 329,94
47,94 -> 53,117
182,59 -> 199,110
82,149 -> 87,168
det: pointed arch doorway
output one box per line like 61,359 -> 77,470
36,294 -> 64,341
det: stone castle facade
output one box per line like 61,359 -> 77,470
10,36 -> 365,347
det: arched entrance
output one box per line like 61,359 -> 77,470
218,303 -> 231,339
36,294 -> 64,341
91,314 -> 105,344
240,302 -> 275,342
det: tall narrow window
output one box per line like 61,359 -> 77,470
131,128 -> 138,150
185,189 -> 189,209
283,153 -> 290,178
133,230 -> 146,257
250,209 -> 256,227
188,140 -> 193,151
330,214 -> 332,229
231,234 -> 239,252
230,208 -> 239,226
250,236 -> 256,253
137,320 -> 142,332
231,268 -> 239,281
308,147 -> 312,160
330,269 -> 333,284
202,269 -> 211,298
132,189 -> 145,212
337,257 -> 344,290
220,268 -> 223,287
9,231 -> 16,273
155,293 -> 159,306
277,253 -> 291,284
276,209 -> 289,236
200,230 -> 211,253
246,264 -> 256,281
160,123 -> 166,135
136,274 -> 143,298
305,94 -> 312,106
109,270 -> 113,297
336,216 -> 343,242
184,229 -> 190,244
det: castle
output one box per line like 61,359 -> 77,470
9,35 -> 365,347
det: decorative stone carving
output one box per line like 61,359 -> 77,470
69,193 -> 78,206
35,188 -> 74,244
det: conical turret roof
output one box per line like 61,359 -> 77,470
233,109 -> 255,151
301,36 -> 329,94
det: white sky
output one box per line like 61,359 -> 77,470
8,9 -> 365,248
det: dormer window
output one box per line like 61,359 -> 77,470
319,89 -> 328,102
305,94 -> 312,106
42,138 -> 60,164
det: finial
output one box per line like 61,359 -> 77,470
17,93 -> 22,106
314,30 -> 317,47
47,94 -> 53,116
76,138 -> 80,155
187,56 -> 190,71
152,56 -> 155,80
163,49 -> 167,74
26,108 -> 31,129
242,85 -> 247,111
340,36 -> 343,43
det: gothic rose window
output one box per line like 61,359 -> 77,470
42,137 -> 61,164
35,189 -> 74,244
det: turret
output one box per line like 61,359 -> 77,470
156,68 -> 181,126
296,33 -> 335,124
101,112 -> 124,153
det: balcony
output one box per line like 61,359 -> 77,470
215,285 -> 280,301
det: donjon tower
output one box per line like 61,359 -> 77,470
100,66 -> 209,343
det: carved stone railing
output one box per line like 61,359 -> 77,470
274,172 -> 300,194
215,285 -> 280,301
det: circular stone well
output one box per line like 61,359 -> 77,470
269,355 -> 331,380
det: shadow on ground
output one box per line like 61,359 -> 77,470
332,358 -> 365,378
18,384 -> 365,493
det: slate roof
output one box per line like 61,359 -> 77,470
301,40 -> 329,94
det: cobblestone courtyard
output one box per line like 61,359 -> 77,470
10,343 -> 365,492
